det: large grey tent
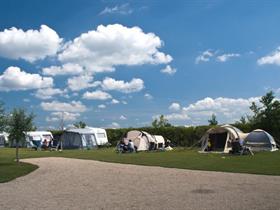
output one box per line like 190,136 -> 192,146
244,129 -> 278,152
200,124 -> 248,153
61,128 -> 98,149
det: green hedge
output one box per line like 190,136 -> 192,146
105,126 -> 211,147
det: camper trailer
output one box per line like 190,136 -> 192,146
61,127 -> 108,149
25,131 -> 53,149
0,132 -> 9,147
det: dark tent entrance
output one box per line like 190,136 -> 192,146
209,132 -> 228,151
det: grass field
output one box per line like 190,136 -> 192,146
1,147 -> 280,183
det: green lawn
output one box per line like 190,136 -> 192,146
1,147 -> 280,183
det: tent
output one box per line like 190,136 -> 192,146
244,129 -> 278,152
61,127 -> 108,149
200,124 -> 248,153
25,131 -> 53,148
0,132 -> 9,147
123,130 -> 165,151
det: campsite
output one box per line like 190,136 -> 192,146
1,1 -> 280,209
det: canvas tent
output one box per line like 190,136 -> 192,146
123,130 -> 165,151
25,131 -> 53,148
61,127 -> 108,149
244,129 -> 278,152
200,125 -> 248,153
0,132 -> 9,147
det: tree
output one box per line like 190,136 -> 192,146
208,114 -> 218,126
7,108 -> 35,163
248,91 -> 280,143
152,115 -> 172,128
0,101 -> 6,132
74,121 -> 86,128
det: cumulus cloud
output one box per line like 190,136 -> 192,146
102,77 -> 144,93
99,3 -> 133,15
216,53 -> 240,62
67,74 -> 100,91
109,122 -> 120,128
58,24 -> 172,73
41,100 -> 87,112
46,112 -> 80,122
195,50 -> 214,64
98,104 -> 106,109
34,87 -> 65,100
0,66 -> 53,91
144,93 -> 153,100
160,65 -> 177,75
0,25 -> 62,62
196,50 -> 240,64
111,99 -> 120,104
42,63 -> 84,76
120,115 -> 127,120
169,102 -> 181,111
82,90 -> 112,100
164,96 -> 259,124
257,48 -> 280,66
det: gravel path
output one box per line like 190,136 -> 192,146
0,157 -> 280,210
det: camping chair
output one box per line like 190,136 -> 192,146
240,146 -> 254,156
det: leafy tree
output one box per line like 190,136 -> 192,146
0,101 -> 6,132
152,115 -> 172,128
7,108 -> 35,163
208,114 -> 218,126
248,91 -> 280,143
74,121 -> 86,128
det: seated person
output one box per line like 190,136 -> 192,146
127,140 -> 135,152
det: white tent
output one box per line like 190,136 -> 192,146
244,129 -> 278,152
123,130 -> 165,151
61,127 -> 108,149
25,131 -> 53,148
0,132 -> 9,147
200,125 -> 248,153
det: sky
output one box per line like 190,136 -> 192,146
1,0 -> 280,129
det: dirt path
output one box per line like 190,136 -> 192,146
0,157 -> 279,210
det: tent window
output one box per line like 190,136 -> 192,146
97,133 -> 106,138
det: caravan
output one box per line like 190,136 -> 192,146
25,131 -> 53,149
61,127 -> 108,149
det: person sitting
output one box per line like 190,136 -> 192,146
128,140 -> 135,153
41,139 -> 48,150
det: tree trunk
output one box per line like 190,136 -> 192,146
16,141 -> 19,163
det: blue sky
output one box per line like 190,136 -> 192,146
1,0 -> 280,129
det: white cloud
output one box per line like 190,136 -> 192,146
23,98 -> 30,102
160,65 -> 177,75
99,3 -> 133,15
257,48 -> 280,66
120,115 -> 127,120
216,53 -> 240,62
122,101 -> 128,105
102,77 -> 144,93
195,50 -> 214,64
0,25 -> 62,62
67,74 -> 100,91
82,90 -> 112,100
41,100 -> 87,112
169,103 -> 181,111
164,96 -> 259,124
0,66 -> 53,91
98,104 -> 106,109
144,93 -> 153,100
111,99 -> 120,104
46,112 -> 80,122
34,87 -> 65,100
42,63 -> 84,76
109,122 -> 120,128
58,24 -> 172,73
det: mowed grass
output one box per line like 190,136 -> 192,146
1,147 -> 280,183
